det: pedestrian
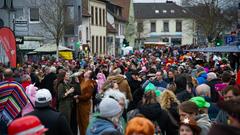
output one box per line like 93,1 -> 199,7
179,116 -> 201,135
8,116 -> 48,135
55,70 -> 74,124
0,68 -> 29,135
27,89 -> 73,135
125,117 -> 155,135
74,70 -> 97,135
86,97 -> 122,135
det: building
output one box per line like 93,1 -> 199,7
89,0 -> 107,55
134,1 -> 196,47
0,0 -> 82,59
106,0 -> 131,56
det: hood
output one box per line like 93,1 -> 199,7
88,117 -> 115,134
138,103 -> 162,120
197,71 -> 207,79
196,114 -> 211,128
108,75 -> 125,84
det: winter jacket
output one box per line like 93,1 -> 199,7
22,84 -> 37,116
40,73 -> 57,96
177,90 -> 193,102
138,103 -> 178,135
204,97 -> 219,121
208,124 -> 240,135
27,107 -> 73,135
206,79 -> 221,102
215,110 -> 228,125
86,116 -> 122,135
196,114 -> 211,135
21,81 -> 31,90
152,79 -> 168,88
196,71 -> 208,85
236,70 -> 240,85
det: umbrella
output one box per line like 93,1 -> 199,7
34,43 -> 73,53
0,81 -> 28,125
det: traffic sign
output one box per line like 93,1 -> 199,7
225,35 -> 235,44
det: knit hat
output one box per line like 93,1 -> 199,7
190,96 -> 210,108
99,97 -> 121,118
180,116 -> 201,134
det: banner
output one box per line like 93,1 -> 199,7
59,51 -> 73,60
0,27 -> 16,67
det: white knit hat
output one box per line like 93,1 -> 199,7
99,97 -> 121,118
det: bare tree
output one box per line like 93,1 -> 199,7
39,0 -> 66,61
184,0 -> 238,44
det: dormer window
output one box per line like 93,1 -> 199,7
155,10 -> 159,13
170,10 -> 175,13
163,10 -> 167,13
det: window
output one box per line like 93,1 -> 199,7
96,36 -> 98,54
86,27 -> 89,41
15,8 -> 23,19
162,38 -> 169,42
103,9 -> 105,26
170,10 -> 175,13
91,6 -> 94,25
103,36 -> 106,53
92,36 -> 94,53
155,10 -> 159,13
100,36 -> 102,54
163,10 -> 167,13
150,22 -> 156,32
171,38 -> 182,45
163,21 -> 169,32
29,8 -> 39,22
176,20 -> 182,32
95,7 -> 98,25
99,8 -> 102,26
65,6 -> 74,23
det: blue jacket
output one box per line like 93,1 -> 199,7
197,71 -> 208,85
86,116 -> 121,135
152,79 -> 168,88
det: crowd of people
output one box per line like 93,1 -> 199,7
1,47 -> 240,135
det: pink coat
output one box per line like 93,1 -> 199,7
22,84 -> 37,116
96,73 -> 106,92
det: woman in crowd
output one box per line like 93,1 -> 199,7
137,90 -> 178,135
125,117 -> 155,135
160,89 -> 180,123
55,70 -> 74,125
179,116 -> 201,135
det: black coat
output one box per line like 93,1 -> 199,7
40,73 -> 57,96
206,79 -> 221,102
138,103 -> 178,135
176,90 -> 193,102
27,107 -> 73,135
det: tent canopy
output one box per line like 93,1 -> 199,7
186,45 -> 240,53
34,43 -> 73,52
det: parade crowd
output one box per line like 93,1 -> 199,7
1,47 -> 240,135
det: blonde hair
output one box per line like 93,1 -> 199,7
160,89 -> 180,110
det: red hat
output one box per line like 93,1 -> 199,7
8,116 -> 48,135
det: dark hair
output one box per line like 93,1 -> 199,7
179,101 -> 198,114
54,69 -> 66,91
223,85 -> 240,96
221,71 -> 232,83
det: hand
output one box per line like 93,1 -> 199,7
74,95 -> 79,99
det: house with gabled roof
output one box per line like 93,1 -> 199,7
134,1 -> 196,47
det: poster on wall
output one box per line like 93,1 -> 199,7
0,27 -> 16,67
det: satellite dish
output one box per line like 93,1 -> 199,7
0,19 -> 4,27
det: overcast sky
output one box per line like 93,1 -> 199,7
133,0 -> 181,5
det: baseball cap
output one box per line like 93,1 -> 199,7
190,96 -> 210,108
8,116 -> 48,135
35,89 -> 52,108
